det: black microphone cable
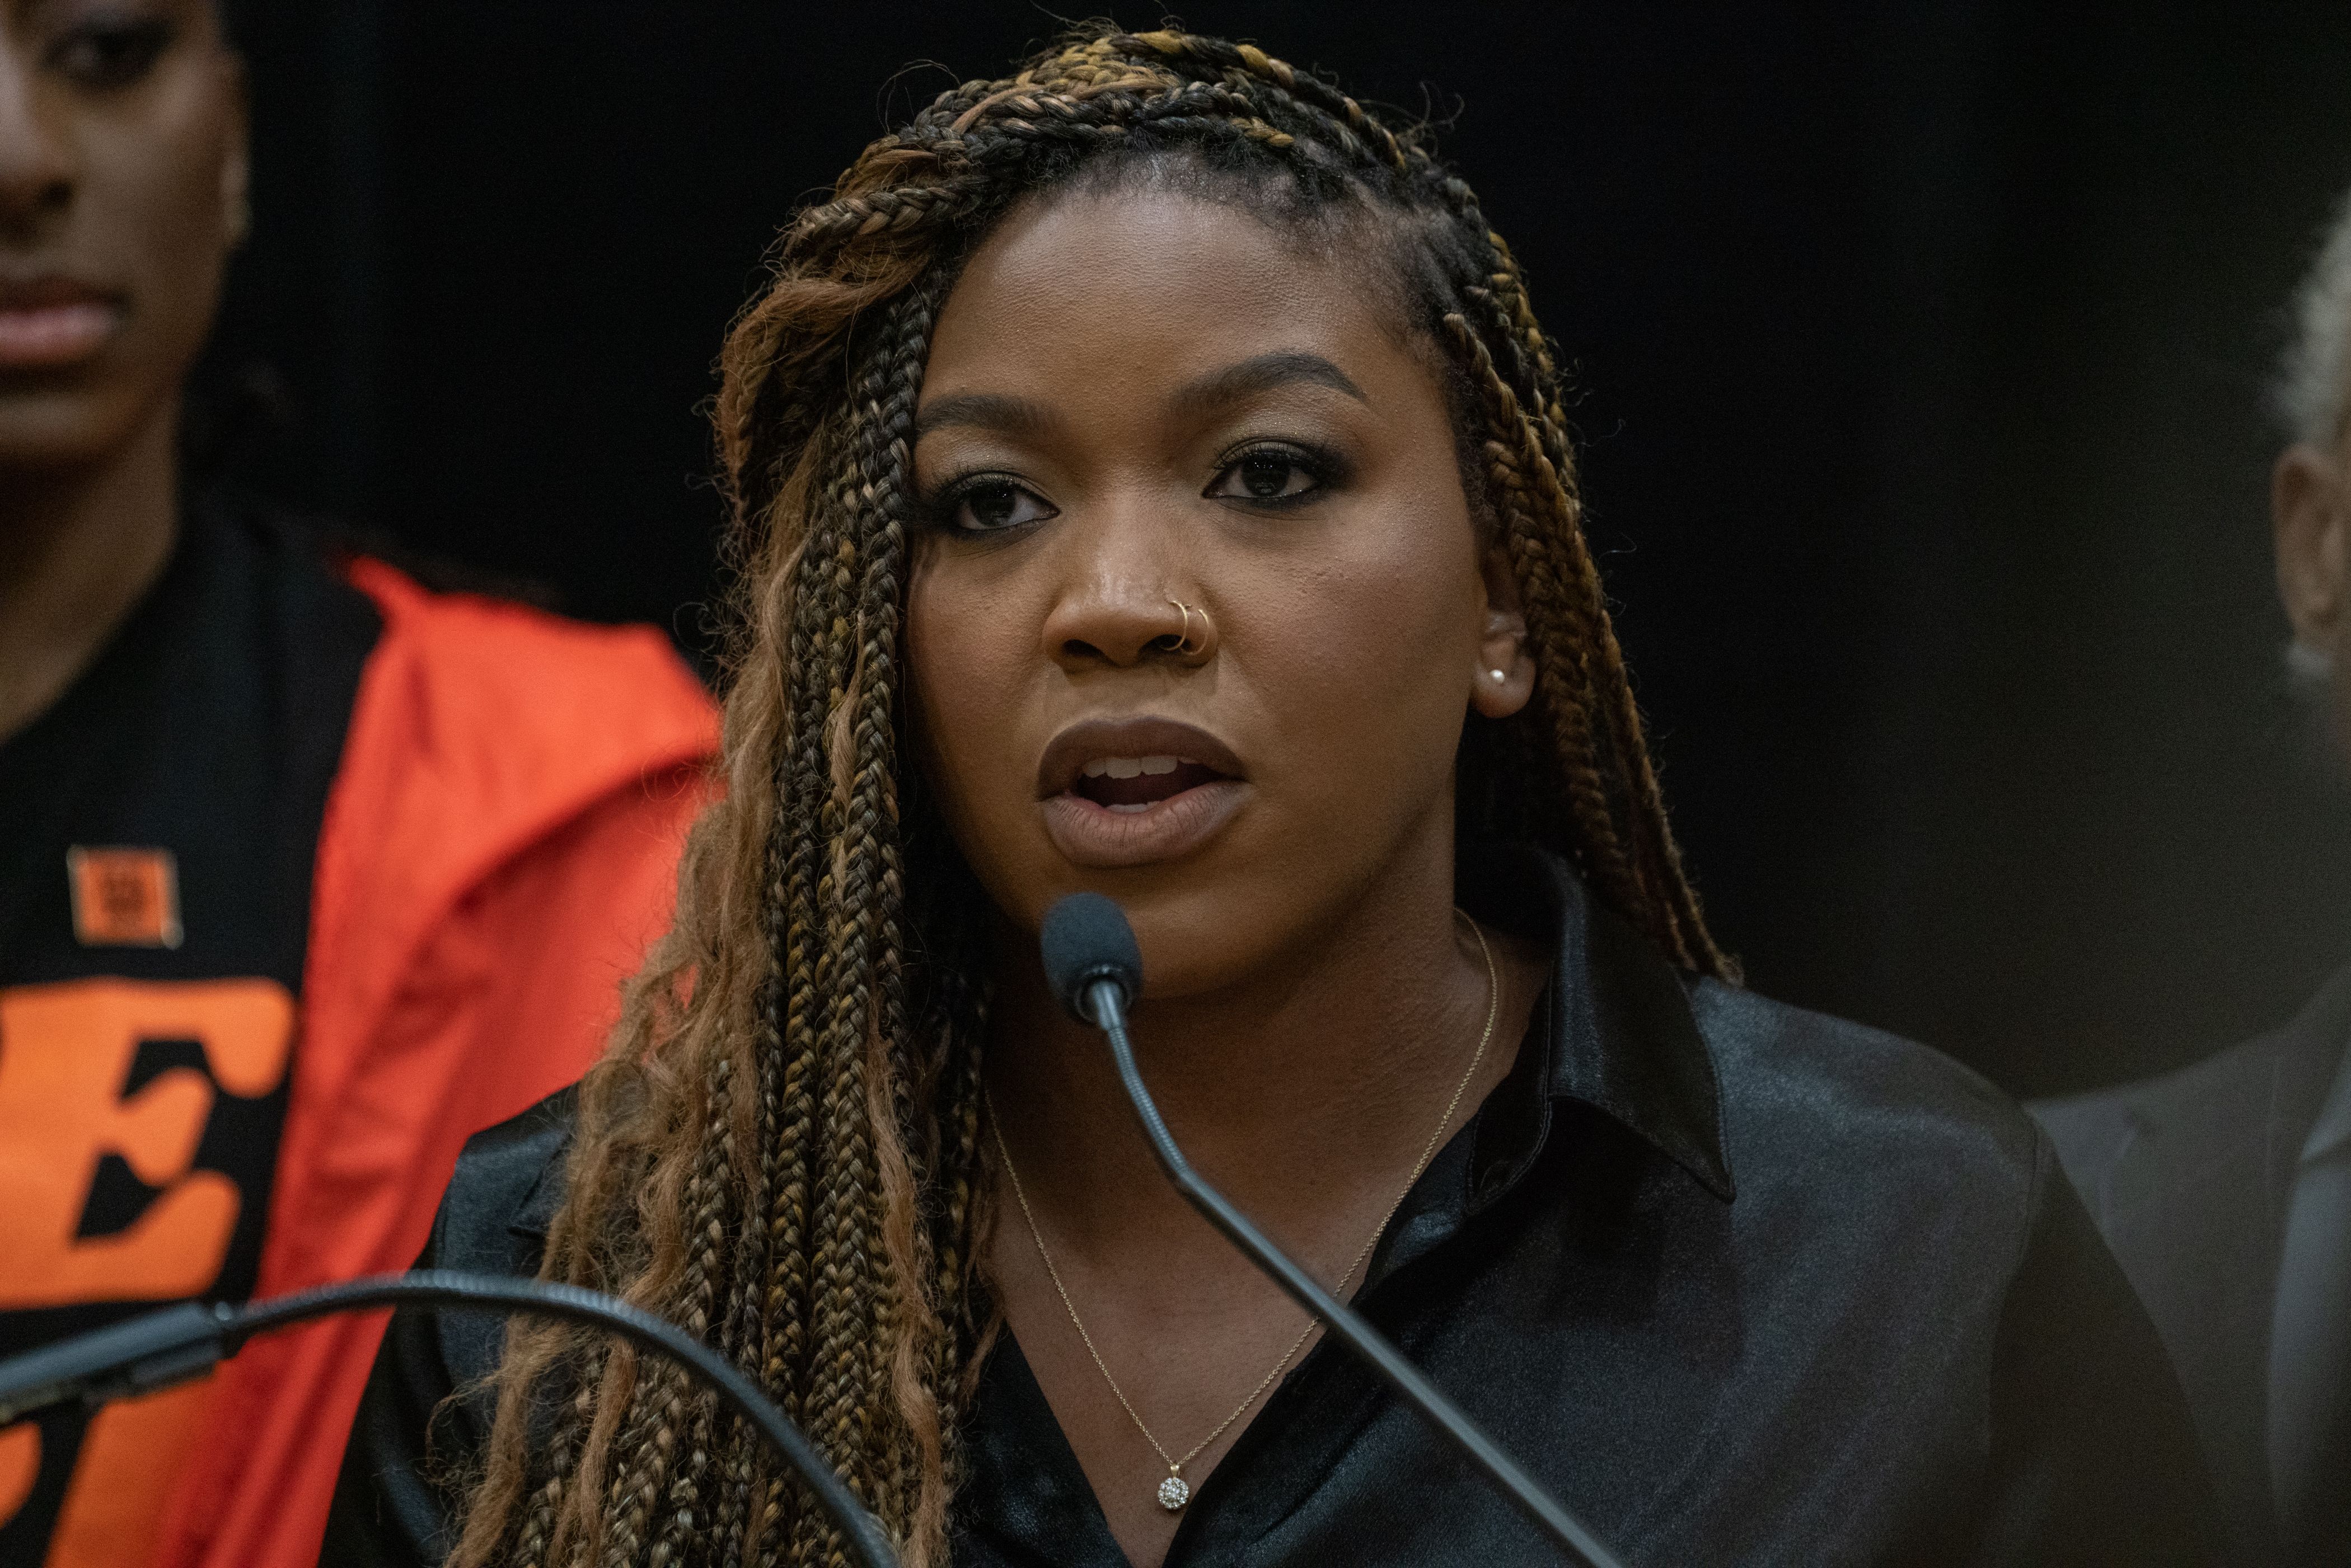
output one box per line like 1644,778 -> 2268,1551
0,1270 -> 899,1568
1038,892 -> 1629,1568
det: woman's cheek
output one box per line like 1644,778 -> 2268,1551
905,575 -> 1042,890
1269,547 -> 1469,726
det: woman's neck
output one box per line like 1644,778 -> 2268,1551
0,402 -> 182,746
983,833 -> 1543,1262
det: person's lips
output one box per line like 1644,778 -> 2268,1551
0,280 -> 123,370
1036,717 -> 1251,869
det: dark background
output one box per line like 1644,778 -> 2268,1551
205,2 -> 2351,1098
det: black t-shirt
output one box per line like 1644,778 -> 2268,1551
0,498 -> 379,1564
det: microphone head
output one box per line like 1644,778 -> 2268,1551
1039,892 -> 1143,1025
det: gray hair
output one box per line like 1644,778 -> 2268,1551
2275,184 -> 2351,711
2276,183 -> 2351,446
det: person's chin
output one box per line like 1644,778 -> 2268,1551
1040,779 -> 1250,869
0,386 -> 146,471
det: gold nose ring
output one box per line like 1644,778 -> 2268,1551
1167,598 -> 1205,655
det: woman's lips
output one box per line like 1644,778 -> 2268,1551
1034,718 -> 1251,868
0,287 -> 121,370
1042,777 -> 1249,868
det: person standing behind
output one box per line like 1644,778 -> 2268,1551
0,4 -> 717,1567
2036,187 -> 2351,1568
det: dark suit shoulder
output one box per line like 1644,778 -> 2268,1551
2031,967 -> 2351,1228
2036,1031 -> 2283,1188
2025,968 -> 2351,1568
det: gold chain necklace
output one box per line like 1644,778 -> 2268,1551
987,914 -> 1499,1515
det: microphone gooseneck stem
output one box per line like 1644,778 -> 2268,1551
1085,977 -> 1627,1568
0,1272 -> 900,1568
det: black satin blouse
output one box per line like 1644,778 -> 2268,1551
323,846 -> 2221,1566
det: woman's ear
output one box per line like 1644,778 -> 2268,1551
2277,441 -> 2349,668
1471,545 -> 1533,719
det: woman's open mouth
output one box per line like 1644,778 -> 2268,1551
1037,720 -> 1250,868
1072,754 -> 1233,813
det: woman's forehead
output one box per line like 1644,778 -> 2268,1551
924,187 -> 1416,405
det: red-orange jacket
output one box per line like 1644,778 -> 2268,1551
151,559 -> 718,1568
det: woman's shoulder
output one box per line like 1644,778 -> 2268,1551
1687,976 -> 2023,1118
1682,976 -> 2050,1252
1676,985 -> 2222,1560
432,1084 -> 578,1279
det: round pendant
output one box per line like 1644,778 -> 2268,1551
1156,1473 -> 1192,1512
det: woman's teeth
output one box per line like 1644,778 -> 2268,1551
1079,755 -> 1194,780
1070,755 -> 1223,812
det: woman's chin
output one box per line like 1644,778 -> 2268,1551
0,385 -> 148,471
1039,779 -> 1250,869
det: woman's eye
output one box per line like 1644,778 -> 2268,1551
1210,449 -> 1323,504
946,478 -> 1055,533
51,17 -> 176,88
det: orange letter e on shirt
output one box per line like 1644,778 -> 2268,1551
0,978 -> 294,1566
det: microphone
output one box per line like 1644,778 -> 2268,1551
1038,893 -> 1627,1568
0,1271 -> 898,1568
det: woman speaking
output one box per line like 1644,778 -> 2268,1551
329,27 -> 2216,1568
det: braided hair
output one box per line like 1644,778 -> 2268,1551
449,27 -> 1728,1568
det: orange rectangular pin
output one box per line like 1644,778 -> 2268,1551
67,846 -> 184,949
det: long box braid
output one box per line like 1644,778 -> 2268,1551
448,26 -> 1731,1568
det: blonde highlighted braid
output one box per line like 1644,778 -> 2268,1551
449,26 -> 1728,1568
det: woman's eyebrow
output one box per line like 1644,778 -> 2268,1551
912,391 -> 1059,439
1168,352 -> 1367,418
912,354 -> 1362,439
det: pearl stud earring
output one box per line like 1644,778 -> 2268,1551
1488,668 -> 1509,682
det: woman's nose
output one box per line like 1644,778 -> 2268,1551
0,54 -> 77,237
1043,582 -> 1212,671
1037,499 -> 1216,671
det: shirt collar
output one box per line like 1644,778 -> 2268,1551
1457,842 -> 1736,1206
